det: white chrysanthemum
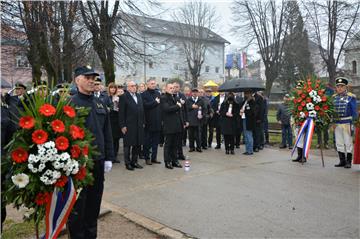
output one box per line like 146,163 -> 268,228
71,161 -> 79,174
52,171 -> 61,180
309,90 -> 318,98
53,161 -> 61,169
299,112 -> 306,118
44,169 -> 53,176
38,147 -> 46,155
309,110 -> 317,118
316,96 -> 322,103
44,142 -> 52,148
28,154 -> 35,164
11,173 -> 29,188
306,102 -> 314,110
28,163 -> 34,170
61,153 -> 70,161
31,167 -> 38,173
38,163 -> 46,172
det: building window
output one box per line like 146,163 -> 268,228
205,66 -> 210,73
16,54 -> 30,68
352,60 -> 357,74
215,67 -> 220,73
149,61 -> 154,69
162,77 -> 168,82
174,64 -> 179,70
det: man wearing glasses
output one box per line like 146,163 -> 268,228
119,81 -> 145,170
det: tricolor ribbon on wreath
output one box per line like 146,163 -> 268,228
291,117 -> 315,159
42,177 -> 77,239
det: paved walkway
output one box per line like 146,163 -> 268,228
103,146 -> 360,238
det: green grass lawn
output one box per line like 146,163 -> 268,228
2,219 -> 45,239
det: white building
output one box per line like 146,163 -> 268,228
115,15 -> 229,86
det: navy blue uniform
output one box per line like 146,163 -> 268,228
67,92 -> 114,239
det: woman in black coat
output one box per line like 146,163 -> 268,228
107,83 -> 122,163
219,92 -> 240,155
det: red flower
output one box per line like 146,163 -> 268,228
297,98 -> 302,103
51,119 -> 65,133
71,145 -> 81,158
19,116 -> 35,129
55,136 -> 69,150
32,130 -> 48,145
319,110 -> 325,116
307,87 -> 313,93
298,106 -> 303,111
55,175 -> 68,188
35,192 -> 51,205
63,105 -> 76,118
301,94 -> 306,99
318,90 -> 324,96
39,104 -> 56,117
82,145 -> 89,156
297,90 -> 302,95
314,105 -> 320,111
11,147 -> 28,163
306,97 -> 312,103
321,96 -> 327,102
74,167 -> 86,180
69,125 -> 85,140
315,84 -> 320,89
323,105 -> 329,110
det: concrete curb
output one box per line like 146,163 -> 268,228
101,201 -> 196,239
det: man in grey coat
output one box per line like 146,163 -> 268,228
277,94 -> 292,149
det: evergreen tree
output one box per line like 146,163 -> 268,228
279,1 -> 314,91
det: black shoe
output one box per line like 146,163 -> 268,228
243,152 -> 253,155
208,144 -> 212,148
189,148 -> 195,152
159,144 -> 163,147
132,163 -> 143,169
230,150 -> 235,155
335,152 -> 346,167
202,146 -> 207,150
288,146 -> 293,150
165,162 -> 173,169
279,145 -> 287,149
177,155 -> 186,160
259,146 -> 264,150
235,145 -> 240,149
344,153 -> 352,168
172,161 -> 182,168
226,150 -> 229,155
299,158 -> 307,163
196,148 -> 202,152
126,164 -> 134,171
145,159 -> 152,165
215,145 -> 221,149
292,148 -> 302,162
151,159 -> 161,164
113,159 -> 121,164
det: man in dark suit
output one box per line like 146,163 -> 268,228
209,92 -> 225,149
119,81 -> 145,170
141,79 -> 162,165
253,91 -> 265,152
235,93 -> 244,148
173,81 -> 188,160
186,88 -> 205,152
160,82 -> 183,169
93,78 -> 109,106
199,88 -> 212,150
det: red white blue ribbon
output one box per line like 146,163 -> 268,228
43,177 -> 77,239
291,118 -> 315,159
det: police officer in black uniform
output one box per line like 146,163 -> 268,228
93,77 -> 109,106
67,66 -> 114,239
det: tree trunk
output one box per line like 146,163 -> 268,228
32,64 -> 42,84
327,57 -> 336,86
264,66 -> 276,97
192,75 -> 198,88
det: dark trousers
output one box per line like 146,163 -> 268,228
176,131 -> 185,158
208,125 -> 221,146
235,130 -> 242,146
316,128 -> 329,145
224,135 -> 235,151
201,123 -> 208,147
182,128 -> 187,145
144,130 -> 160,161
124,145 -> 140,166
188,126 -> 201,149
164,133 -> 178,163
253,122 -> 264,149
264,117 -> 269,144
281,124 -> 292,147
113,137 -> 120,158
159,130 -> 164,145
68,160 -> 104,239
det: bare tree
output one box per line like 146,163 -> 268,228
303,0 -> 360,85
173,1 -> 218,87
232,0 -> 290,96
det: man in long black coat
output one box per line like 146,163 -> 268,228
253,92 -> 265,152
160,83 -> 183,169
119,81 -> 145,170
186,88 -> 205,152
141,79 -> 162,165
173,82 -> 188,160
209,92 -> 225,149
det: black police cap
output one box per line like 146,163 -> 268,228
74,65 -> 99,78
191,88 -> 199,92
55,83 -> 70,90
15,82 -> 26,89
95,77 -> 102,83
335,77 -> 348,86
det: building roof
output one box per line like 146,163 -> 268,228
122,14 -> 230,44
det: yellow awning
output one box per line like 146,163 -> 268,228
203,80 -> 218,87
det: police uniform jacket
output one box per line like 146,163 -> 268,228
160,93 -> 183,134
94,91 -> 109,106
71,92 -> 114,162
333,92 -> 358,124
219,99 -> 240,135
141,89 -> 162,132
186,97 -> 205,127
119,91 -> 145,146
